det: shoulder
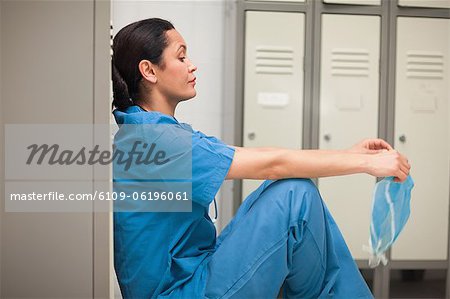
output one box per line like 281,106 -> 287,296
113,106 -> 179,126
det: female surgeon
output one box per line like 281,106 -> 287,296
111,18 -> 410,299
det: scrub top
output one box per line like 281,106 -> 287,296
112,105 -> 235,299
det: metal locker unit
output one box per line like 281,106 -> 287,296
242,11 -> 305,201
1,1 -> 111,298
318,14 -> 381,260
398,0 -> 450,9
323,0 -> 381,5
392,17 -> 450,261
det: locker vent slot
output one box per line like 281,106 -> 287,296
406,50 -> 444,79
255,46 -> 294,74
331,48 -> 370,77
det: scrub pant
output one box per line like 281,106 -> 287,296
204,178 -> 373,299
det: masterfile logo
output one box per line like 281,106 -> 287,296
4,124 -> 193,212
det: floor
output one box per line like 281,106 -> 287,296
362,269 -> 447,299
116,269 -> 448,298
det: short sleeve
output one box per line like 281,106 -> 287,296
192,129 -> 227,146
191,131 -> 235,207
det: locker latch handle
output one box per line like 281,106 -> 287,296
323,134 -> 331,142
399,135 -> 406,143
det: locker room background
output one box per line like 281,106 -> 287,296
239,1 -> 449,297
0,0 -> 449,298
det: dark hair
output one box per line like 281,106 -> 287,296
111,18 -> 175,111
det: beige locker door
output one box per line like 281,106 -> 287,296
0,0 -> 109,297
398,0 -> 450,8
318,14 -> 381,260
242,11 -> 305,201
392,17 -> 450,261
323,0 -> 381,5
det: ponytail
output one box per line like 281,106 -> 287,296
112,61 -> 133,111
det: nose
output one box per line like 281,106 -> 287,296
188,58 -> 197,72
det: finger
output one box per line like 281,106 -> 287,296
366,149 -> 384,154
367,141 -> 376,150
398,153 -> 411,170
394,173 -> 407,183
368,140 -> 378,150
396,167 -> 408,182
404,160 -> 411,171
367,139 -> 391,150
370,149 -> 389,155
399,164 -> 410,176
402,156 -> 411,170
395,153 -> 410,177
375,139 -> 393,151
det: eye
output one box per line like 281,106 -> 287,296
179,57 -> 186,62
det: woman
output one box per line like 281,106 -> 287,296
112,18 -> 410,299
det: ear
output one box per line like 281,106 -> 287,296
138,60 -> 157,84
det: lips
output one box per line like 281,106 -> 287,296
188,78 -> 196,83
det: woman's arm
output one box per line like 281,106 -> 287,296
226,139 -> 410,182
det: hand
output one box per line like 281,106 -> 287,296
366,150 -> 411,182
348,138 -> 393,154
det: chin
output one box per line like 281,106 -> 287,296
182,92 -> 197,101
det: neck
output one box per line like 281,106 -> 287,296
139,92 -> 178,117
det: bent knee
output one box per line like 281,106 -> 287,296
259,178 -> 325,223
272,178 -> 319,195
260,178 -> 322,208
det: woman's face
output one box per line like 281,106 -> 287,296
154,29 -> 197,102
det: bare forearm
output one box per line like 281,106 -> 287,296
270,148 -> 368,179
227,146 -> 369,180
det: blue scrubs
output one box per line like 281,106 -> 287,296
113,106 -> 373,299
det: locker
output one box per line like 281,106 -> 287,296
318,14 -> 381,260
392,17 -> 450,260
323,0 -> 381,5
1,0 -> 97,297
398,0 -> 450,9
242,11 -> 305,201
